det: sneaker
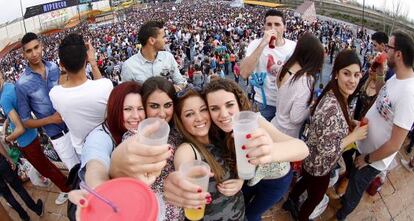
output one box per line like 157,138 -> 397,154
401,159 -> 414,172
55,192 -> 68,205
35,199 -> 44,216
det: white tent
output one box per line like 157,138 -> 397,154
230,0 -> 244,8
296,0 -> 317,23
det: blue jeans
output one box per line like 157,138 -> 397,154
258,103 -> 276,122
243,170 -> 293,221
336,165 -> 380,220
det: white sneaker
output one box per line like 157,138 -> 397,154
55,192 -> 68,205
401,159 -> 414,172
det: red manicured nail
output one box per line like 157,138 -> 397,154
246,134 -> 251,139
242,145 -> 246,150
246,154 -> 249,158
79,199 -> 85,206
248,160 -> 251,163
206,199 -> 212,204
198,207 -> 202,210
197,188 -> 202,193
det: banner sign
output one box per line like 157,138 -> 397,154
24,0 -> 101,19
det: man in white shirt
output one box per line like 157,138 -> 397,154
336,31 -> 414,220
240,9 -> 296,121
121,20 -> 186,90
50,33 -> 113,155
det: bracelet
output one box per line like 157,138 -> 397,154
364,154 -> 371,164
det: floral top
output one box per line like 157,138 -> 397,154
303,90 -> 350,176
123,126 -> 184,221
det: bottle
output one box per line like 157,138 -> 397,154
367,172 -> 386,196
367,176 -> 382,196
269,36 -> 276,49
360,117 -> 369,126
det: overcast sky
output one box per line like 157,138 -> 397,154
355,0 -> 414,21
0,0 -> 413,24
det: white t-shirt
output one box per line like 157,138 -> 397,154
245,38 -> 296,107
358,75 -> 414,171
50,79 -> 113,154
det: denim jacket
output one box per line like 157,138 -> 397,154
16,60 -> 68,137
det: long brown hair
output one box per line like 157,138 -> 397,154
312,49 -> 361,130
173,88 -> 225,182
204,79 -> 252,176
278,32 -> 324,105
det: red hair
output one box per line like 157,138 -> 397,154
106,81 -> 142,145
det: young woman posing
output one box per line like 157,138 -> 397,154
164,79 -> 309,221
283,50 -> 368,221
173,87 -> 245,220
110,77 -> 184,220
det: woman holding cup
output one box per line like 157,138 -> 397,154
283,50 -> 368,221
69,81 -> 172,220
164,79 -> 309,220
204,78 -> 308,221
110,77 -> 185,221
172,86 -> 246,220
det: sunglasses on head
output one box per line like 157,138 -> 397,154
176,84 -> 203,98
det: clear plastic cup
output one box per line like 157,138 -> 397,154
180,160 -> 210,221
232,111 -> 258,179
137,118 -> 170,145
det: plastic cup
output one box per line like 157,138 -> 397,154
180,160 -> 210,221
232,111 -> 258,179
137,118 -> 170,145
81,178 -> 158,221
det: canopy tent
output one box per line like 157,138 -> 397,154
230,0 -> 244,8
296,0 -> 317,23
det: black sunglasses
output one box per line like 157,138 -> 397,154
176,84 -> 203,98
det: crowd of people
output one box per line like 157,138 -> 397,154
0,1 -> 414,221
0,1 -> 362,86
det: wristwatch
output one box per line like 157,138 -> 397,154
364,154 -> 371,164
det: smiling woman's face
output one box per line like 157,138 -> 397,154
180,96 -> 211,139
145,89 -> 174,123
206,89 -> 240,133
123,93 -> 146,131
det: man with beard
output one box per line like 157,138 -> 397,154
336,31 -> 414,221
121,20 -> 186,90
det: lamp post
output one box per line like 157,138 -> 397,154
19,0 -> 27,33
361,0 -> 365,31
